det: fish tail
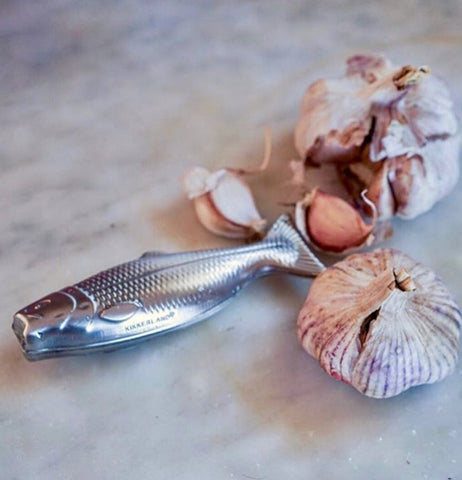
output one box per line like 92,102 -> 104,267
264,214 -> 325,277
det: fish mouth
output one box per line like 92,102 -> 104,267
12,312 -> 28,350
12,290 -> 81,360
12,311 -> 48,359
11,309 -> 77,361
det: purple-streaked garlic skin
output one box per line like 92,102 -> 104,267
297,249 -> 461,399
295,54 -> 460,221
183,167 -> 266,240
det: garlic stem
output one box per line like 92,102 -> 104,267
360,189 -> 377,226
392,65 -> 430,90
234,127 -> 272,175
358,65 -> 429,104
393,268 -> 417,292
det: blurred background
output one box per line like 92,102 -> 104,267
1,1 -> 462,479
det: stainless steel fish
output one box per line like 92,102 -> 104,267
12,215 -> 325,360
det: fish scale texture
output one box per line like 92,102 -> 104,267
76,244 -> 294,311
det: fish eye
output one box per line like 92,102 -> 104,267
33,299 -> 52,310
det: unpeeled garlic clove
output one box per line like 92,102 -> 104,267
294,188 -> 376,254
183,167 -> 266,240
384,135 -> 460,219
183,129 -> 272,240
297,249 -> 461,399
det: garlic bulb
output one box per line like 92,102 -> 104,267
183,129 -> 272,240
297,249 -> 461,398
294,188 -> 377,254
295,54 -> 459,220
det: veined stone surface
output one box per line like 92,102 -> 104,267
1,1 -> 462,479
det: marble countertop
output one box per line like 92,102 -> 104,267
2,1 -> 462,479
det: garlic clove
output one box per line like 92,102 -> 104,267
399,73 -> 458,141
183,167 -> 266,240
182,129 -> 272,240
370,119 -> 421,161
297,249 -> 461,399
389,135 -> 460,219
208,170 -> 266,232
294,188 -> 376,254
341,132 -> 460,220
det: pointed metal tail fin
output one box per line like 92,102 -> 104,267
264,214 -> 325,277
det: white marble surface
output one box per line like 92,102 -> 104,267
2,1 -> 462,479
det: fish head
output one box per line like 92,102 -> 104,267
12,287 -> 95,360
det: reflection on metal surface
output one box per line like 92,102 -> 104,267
12,215 -> 324,360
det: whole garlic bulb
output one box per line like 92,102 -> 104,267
294,54 -> 460,220
297,249 -> 461,398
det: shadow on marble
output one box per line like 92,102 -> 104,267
149,196 -> 226,251
218,275 -> 436,449
146,129 -> 298,250
0,329 -> 161,392
0,342 -> 60,393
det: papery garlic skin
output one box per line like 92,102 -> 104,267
387,136 -> 459,219
297,249 -> 461,399
294,55 -> 422,165
294,75 -> 372,165
295,54 -> 460,220
183,167 -> 266,240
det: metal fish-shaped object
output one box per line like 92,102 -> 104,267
13,215 -> 325,360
